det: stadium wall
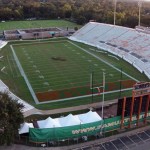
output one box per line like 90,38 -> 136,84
4,28 -> 68,40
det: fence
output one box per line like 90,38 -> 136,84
15,112 -> 150,147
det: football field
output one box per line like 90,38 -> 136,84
10,40 -> 137,103
0,20 -> 81,31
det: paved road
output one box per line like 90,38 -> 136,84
130,141 -> 150,150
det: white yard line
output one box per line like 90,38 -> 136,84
68,41 -> 139,82
10,45 -> 39,104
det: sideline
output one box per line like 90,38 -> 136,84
10,45 -> 39,104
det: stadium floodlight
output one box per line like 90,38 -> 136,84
114,0 -> 117,25
90,72 -> 105,117
138,0 -> 142,26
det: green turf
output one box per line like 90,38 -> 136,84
0,20 -> 81,31
75,41 -> 149,82
12,40 -> 132,93
0,38 -> 149,110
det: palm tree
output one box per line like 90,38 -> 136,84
0,92 -> 24,145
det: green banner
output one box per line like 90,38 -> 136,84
103,116 -> 121,132
29,121 -> 102,142
29,112 -> 150,142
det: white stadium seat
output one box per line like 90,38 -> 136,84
0,40 -> 7,49
0,80 -> 34,113
70,22 -> 150,79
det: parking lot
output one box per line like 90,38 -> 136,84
71,129 -> 150,150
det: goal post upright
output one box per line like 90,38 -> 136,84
102,72 -> 105,121
90,72 -> 106,134
90,71 -> 94,103
90,72 -> 105,117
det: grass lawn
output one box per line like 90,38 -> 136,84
0,20 -> 82,31
0,38 -> 149,110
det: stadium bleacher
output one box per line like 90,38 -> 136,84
70,22 -> 150,79
0,41 -> 34,112
0,80 -> 34,113
0,40 -> 7,49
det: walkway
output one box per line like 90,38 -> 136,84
1,124 -> 150,150
24,99 -> 117,117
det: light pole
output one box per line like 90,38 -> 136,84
138,0 -> 142,26
114,0 -> 117,25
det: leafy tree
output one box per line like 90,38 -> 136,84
141,15 -> 150,26
107,11 -> 114,24
0,7 -> 12,20
62,3 -> 72,18
0,92 -> 24,145
125,16 -> 138,28
74,26 -> 78,31
77,15 -> 86,25
0,0 -> 150,27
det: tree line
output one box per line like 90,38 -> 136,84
0,0 -> 150,28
